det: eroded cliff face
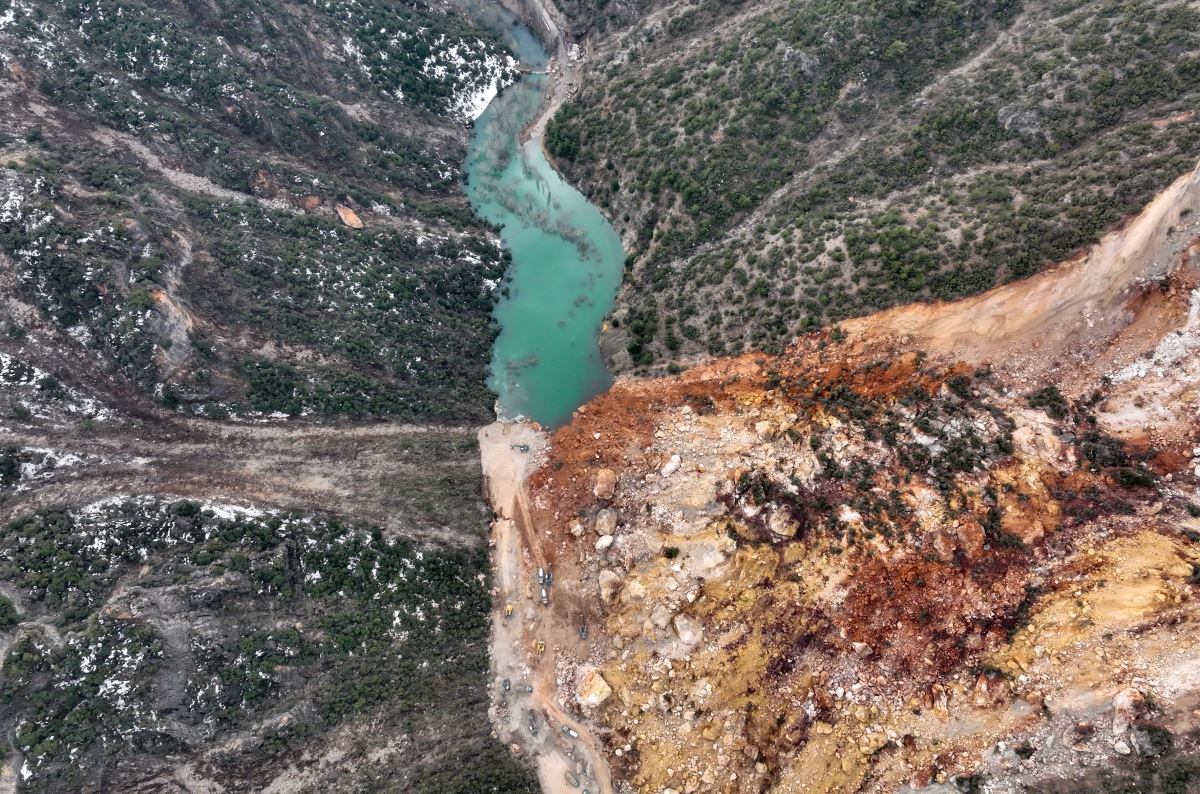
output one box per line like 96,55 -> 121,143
510,163 -> 1200,792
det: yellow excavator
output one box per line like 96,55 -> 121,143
536,640 -> 546,655
504,603 -> 514,619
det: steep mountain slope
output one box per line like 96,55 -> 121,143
547,0 -> 1200,370
489,160 -> 1200,793
0,0 -> 543,791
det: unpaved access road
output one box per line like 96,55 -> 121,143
517,0 -> 580,145
480,420 -> 616,794
1,417 -> 484,545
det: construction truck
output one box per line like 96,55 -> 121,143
536,640 -> 545,655
540,587 -> 549,605
504,603 -> 513,619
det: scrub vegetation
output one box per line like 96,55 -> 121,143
548,0 -> 1200,367
0,498 -> 536,793
0,0 -> 540,790
0,0 -> 517,421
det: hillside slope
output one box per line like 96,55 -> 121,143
547,0 -> 1200,371
0,0 -> 544,790
0,0 -> 519,422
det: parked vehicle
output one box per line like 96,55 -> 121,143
562,725 -> 579,739
579,624 -> 588,640
502,678 -> 511,692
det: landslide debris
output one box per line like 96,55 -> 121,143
516,160 -> 1200,793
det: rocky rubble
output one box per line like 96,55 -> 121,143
521,304 -> 1200,793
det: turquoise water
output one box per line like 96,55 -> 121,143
463,11 -> 625,429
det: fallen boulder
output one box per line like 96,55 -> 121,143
673,613 -> 703,646
335,204 -> 364,229
599,569 -> 623,602
595,508 -> 619,535
1112,688 -> 1147,735
578,668 -> 613,708
594,468 -> 617,500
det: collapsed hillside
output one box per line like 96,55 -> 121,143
546,0 -> 1200,371
503,159 -> 1200,792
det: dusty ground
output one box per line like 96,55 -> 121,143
482,420 -> 617,794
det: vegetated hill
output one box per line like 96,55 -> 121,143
0,358 -> 539,791
0,0 -> 542,790
545,0 -> 1200,370
0,0 -> 519,423
0,497 -> 537,794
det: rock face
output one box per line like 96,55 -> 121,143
594,468 -> 617,500
577,669 -> 613,708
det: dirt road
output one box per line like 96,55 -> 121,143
1,417 -> 484,545
517,0 -> 579,145
480,420 -> 615,794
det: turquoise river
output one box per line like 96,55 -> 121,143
463,10 -> 625,429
